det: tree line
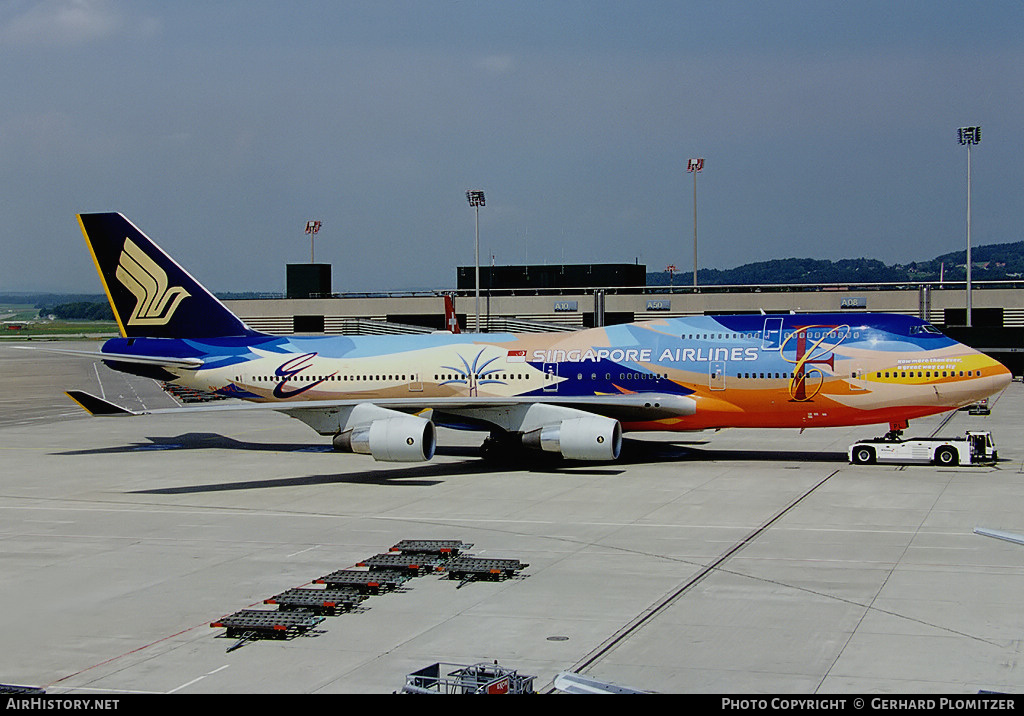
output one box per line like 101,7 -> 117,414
38,301 -> 114,321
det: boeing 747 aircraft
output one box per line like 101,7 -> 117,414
58,212 -> 1010,463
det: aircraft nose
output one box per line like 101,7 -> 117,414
989,358 -> 1012,393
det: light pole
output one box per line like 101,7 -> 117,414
958,126 -> 980,327
687,158 -> 704,288
466,190 -> 485,332
305,220 -> 321,264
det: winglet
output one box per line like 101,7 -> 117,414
65,391 -> 138,416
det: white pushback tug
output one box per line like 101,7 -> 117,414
849,430 -> 997,466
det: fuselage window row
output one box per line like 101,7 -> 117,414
875,370 -> 977,379
681,331 -> 862,340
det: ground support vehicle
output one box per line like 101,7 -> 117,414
968,399 -> 991,415
848,430 -> 996,466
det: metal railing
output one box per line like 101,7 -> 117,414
228,279 -> 1024,302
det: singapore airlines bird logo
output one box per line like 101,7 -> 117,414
115,238 -> 191,326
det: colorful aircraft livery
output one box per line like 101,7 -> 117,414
67,212 -> 1011,463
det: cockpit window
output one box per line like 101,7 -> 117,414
909,324 -> 943,336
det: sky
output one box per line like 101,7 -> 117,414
1,0 -> 1022,294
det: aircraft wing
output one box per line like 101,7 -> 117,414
63,391 -> 695,422
16,345 -> 203,369
63,390 -> 697,463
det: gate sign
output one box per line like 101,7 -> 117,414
554,300 -> 578,312
646,299 -> 671,311
841,297 -> 867,309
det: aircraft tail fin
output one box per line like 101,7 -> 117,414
76,213 -> 260,339
443,294 -> 461,333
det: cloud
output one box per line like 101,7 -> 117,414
478,54 -> 515,75
0,0 -> 157,47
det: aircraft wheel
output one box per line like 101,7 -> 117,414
852,446 -> 875,465
935,446 -> 959,466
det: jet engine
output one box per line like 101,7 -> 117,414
331,409 -> 436,462
522,416 -> 622,461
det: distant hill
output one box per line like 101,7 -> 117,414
649,241 -> 1024,286
0,293 -> 107,306
11,240 -> 1024,304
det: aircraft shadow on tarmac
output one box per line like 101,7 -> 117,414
59,432 -> 340,456
672,445 -> 850,464
57,432 -> 845,463
134,459 -> 486,493
53,433 -> 848,497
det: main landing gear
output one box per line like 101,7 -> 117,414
480,431 -> 526,462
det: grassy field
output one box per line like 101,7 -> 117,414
0,305 -> 116,338
0,304 -> 41,322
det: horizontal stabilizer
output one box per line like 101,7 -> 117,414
65,391 -> 137,416
974,528 -> 1024,546
15,345 -> 203,369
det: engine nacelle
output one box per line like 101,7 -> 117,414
523,416 -> 622,461
333,416 -> 436,462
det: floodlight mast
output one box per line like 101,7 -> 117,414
957,126 -> 980,327
466,190 -> 485,332
305,220 -> 321,264
687,158 -> 704,289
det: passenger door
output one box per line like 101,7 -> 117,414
710,361 -> 726,391
761,317 -> 783,350
543,363 -> 559,393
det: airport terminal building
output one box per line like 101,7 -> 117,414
224,263 -> 1024,374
